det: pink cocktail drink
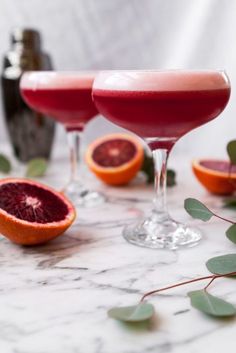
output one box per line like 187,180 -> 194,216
20,72 -> 104,208
21,72 -> 97,131
93,70 -> 231,249
93,71 -> 230,148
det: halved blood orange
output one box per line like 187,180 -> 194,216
86,133 -> 144,185
0,178 -> 76,245
192,159 -> 236,195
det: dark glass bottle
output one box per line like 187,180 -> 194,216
1,28 -> 55,162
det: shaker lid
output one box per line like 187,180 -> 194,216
11,28 -> 41,49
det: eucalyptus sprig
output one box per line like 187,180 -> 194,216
108,254 -> 236,323
223,139 -> 236,204
183,140 -> 236,243
184,198 -> 236,244
0,154 -> 11,174
109,140 -> 236,325
0,153 -> 48,178
141,151 -> 176,186
227,140 -> 236,165
25,158 -> 48,177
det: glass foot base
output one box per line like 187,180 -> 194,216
63,182 -> 105,208
123,217 -> 202,250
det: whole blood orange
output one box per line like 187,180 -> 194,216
0,178 -> 76,245
192,159 -> 236,195
86,133 -> 144,185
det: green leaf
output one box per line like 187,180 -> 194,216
167,169 -> 176,187
226,225 -> 236,244
223,198 -> 236,209
227,140 -> 236,165
108,302 -> 155,322
184,198 -> 213,221
141,151 -> 176,187
26,158 -> 48,178
141,153 -> 154,184
206,254 -> 236,275
0,154 -> 11,173
188,290 -> 236,317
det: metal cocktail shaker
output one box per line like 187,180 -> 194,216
1,28 -> 55,162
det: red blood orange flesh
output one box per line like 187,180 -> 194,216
92,139 -> 137,167
0,178 -> 76,245
200,160 -> 236,173
192,159 -> 236,195
86,133 -> 144,185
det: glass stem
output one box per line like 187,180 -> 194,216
152,148 -> 169,220
66,130 -> 81,184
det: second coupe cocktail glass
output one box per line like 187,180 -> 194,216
20,71 -> 104,207
93,70 -> 231,249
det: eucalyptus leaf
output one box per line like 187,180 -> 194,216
26,158 -> 48,178
206,254 -> 236,275
0,154 -> 11,173
184,198 -> 213,221
223,198 -> 236,209
188,290 -> 236,317
226,225 -> 236,244
141,153 -> 154,184
141,152 -> 176,186
227,140 -> 236,165
167,169 -> 176,187
108,302 -> 155,322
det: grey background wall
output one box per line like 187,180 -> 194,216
0,0 -> 235,160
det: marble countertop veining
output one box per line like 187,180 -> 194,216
0,156 -> 236,353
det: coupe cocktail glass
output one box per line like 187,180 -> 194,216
93,70 -> 231,249
20,71 -> 104,207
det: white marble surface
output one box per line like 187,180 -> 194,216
0,155 -> 236,353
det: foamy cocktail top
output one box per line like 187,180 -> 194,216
93,70 -> 230,92
20,71 -> 96,90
